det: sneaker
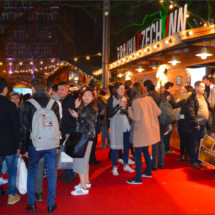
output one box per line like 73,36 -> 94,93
0,177 -> 8,185
128,159 -> 135,165
118,159 -> 123,164
118,159 -> 135,165
112,167 -> 119,176
8,194 -> 21,205
74,182 -> 91,190
123,165 -> 135,173
151,166 -> 158,171
158,164 -> 164,169
71,188 -> 89,196
97,145 -> 106,149
198,163 -> 207,169
190,163 -> 200,169
141,171 -> 152,178
127,177 -> 142,185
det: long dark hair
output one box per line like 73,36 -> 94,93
144,80 -> 155,92
113,82 -> 128,100
78,88 -> 98,114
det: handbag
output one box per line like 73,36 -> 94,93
65,123 -> 90,158
16,158 -> 27,195
56,140 -> 73,170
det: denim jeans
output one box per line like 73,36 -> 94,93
100,125 -> 110,146
35,157 -> 58,193
135,146 -> 151,180
28,146 -> 57,206
189,125 -> 207,164
111,131 -> 130,167
151,135 -> 165,168
0,154 -> 18,195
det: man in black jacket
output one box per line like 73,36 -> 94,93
57,82 -> 76,184
0,78 -> 20,205
183,81 -> 210,169
163,82 -> 185,155
20,77 -> 60,213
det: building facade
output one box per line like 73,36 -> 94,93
0,1 -> 73,80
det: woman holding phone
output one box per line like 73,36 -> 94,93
68,88 -> 98,195
107,82 -> 134,176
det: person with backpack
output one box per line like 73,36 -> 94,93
34,81 -> 62,202
163,82 -> 185,155
20,77 -> 60,213
144,80 -> 169,170
127,82 -> 161,184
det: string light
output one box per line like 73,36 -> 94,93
0,62 -> 2,65
30,62 -> 33,65
170,4 -> 173,9
86,56 -> 90,60
19,62 -> 22,65
74,58 -> 77,61
40,61 -> 43,64
9,62 -> 12,65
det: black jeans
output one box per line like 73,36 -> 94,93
151,135 -> 165,168
189,125 -> 207,164
178,119 -> 189,156
134,146 -> 151,180
163,124 -> 174,152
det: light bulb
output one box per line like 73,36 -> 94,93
201,54 -> 207,59
170,4 -> 173,9
152,67 -> 157,70
165,40 -> 168,44
172,61 -> 177,66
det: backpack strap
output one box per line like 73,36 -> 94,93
46,99 -> 55,110
27,98 -> 42,110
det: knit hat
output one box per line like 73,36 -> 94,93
89,79 -> 97,88
99,88 -> 107,96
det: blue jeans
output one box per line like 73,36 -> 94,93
189,125 -> 207,164
100,125 -> 110,146
0,154 -> 18,195
135,146 -> 151,180
111,131 -> 130,167
28,146 -> 57,206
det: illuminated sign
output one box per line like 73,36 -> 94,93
117,4 -> 187,59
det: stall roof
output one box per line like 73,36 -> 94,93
46,60 -> 97,81
93,25 -> 215,76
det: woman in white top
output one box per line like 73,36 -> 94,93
107,82 -> 134,176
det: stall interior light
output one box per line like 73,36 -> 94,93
187,31 -> 193,36
118,73 -> 123,78
196,43 -> 213,59
168,55 -> 181,66
149,61 -> 158,70
135,65 -> 145,73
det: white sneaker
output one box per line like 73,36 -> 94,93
128,159 -> 135,165
71,188 -> 89,196
118,159 -> 135,165
123,165 -> 135,173
118,159 -> 123,164
0,177 -> 8,185
112,167 -> 119,176
74,182 -> 91,190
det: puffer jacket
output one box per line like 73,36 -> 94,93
20,92 -> 60,154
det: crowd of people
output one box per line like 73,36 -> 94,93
0,74 -> 215,213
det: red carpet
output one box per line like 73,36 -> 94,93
1,140 -> 215,214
